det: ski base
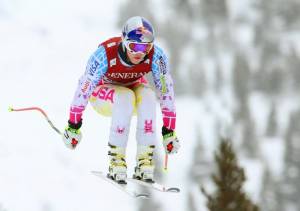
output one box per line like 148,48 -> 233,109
127,177 -> 180,193
91,171 -> 150,199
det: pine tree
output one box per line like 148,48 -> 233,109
281,110 -> 300,210
266,104 -> 278,137
202,139 -> 259,211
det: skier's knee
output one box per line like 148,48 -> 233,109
114,86 -> 136,111
135,86 -> 156,106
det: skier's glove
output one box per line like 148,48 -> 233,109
62,120 -> 82,150
162,126 -> 180,154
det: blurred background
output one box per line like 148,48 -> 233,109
1,0 -> 300,210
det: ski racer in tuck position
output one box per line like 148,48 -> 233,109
62,16 -> 180,184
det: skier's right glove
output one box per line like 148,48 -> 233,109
162,126 -> 180,154
62,120 -> 82,150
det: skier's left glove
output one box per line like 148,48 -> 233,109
62,120 -> 82,150
162,126 -> 180,154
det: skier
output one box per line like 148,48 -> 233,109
62,16 -> 180,183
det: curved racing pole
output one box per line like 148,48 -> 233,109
8,106 -> 62,135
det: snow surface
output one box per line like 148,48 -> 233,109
0,0 -> 276,211
0,1 -> 201,210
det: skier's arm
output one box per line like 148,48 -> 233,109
62,46 -> 108,149
151,46 -> 180,154
151,46 -> 176,130
69,45 -> 108,125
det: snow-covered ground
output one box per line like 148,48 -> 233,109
0,1 -> 202,210
0,0 -> 286,210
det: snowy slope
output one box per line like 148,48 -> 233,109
0,1 -> 201,211
0,1 -> 138,211
0,0 -> 276,211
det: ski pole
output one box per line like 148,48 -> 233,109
8,106 -> 62,135
163,153 -> 168,172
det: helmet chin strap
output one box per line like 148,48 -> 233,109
121,41 -> 126,52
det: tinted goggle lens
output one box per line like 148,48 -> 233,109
128,42 -> 153,53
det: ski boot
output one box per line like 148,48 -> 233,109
108,143 -> 127,184
133,145 -> 155,183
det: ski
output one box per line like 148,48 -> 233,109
127,178 -> 180,193
91,171 -> 150,199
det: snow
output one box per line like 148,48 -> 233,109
248,92 -> 271,135
0,0 -> 288,210
240,158 -> 264,203
227,0 -> 260,23
0,1 -> 136,210
232,23 -> 255,48
260,137 -> 285,180
276,95 -> 300,134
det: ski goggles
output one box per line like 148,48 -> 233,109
124,41 -> 153,54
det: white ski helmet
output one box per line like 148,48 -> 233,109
122,16 -> 155,44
